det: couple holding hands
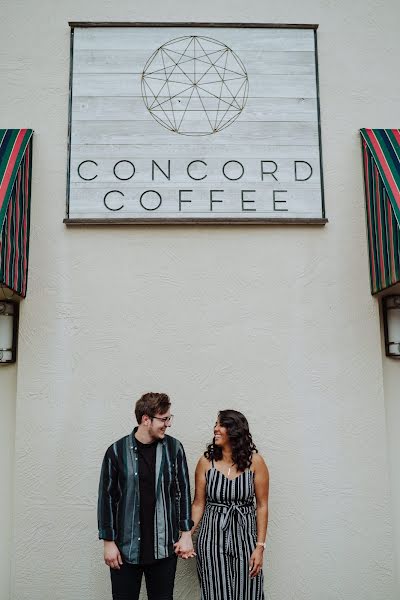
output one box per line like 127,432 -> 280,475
98,392 -> 269,600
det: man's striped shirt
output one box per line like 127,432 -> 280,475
98,429 -> 193,564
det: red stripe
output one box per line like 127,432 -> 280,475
364,144 -> 377,291
0,130 -> 25,211
365,129 -> 400,208
392,129 -> 400,146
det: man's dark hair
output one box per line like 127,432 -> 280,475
135,392 -> 171,424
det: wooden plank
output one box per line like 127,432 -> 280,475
72,96 -> 318,122
73,27 -> 315,52
73,49 -> 316,75
71,120 -> 319,146
70,143 -> 321,159
72,73 -> 317,99
68,185 -> 323,219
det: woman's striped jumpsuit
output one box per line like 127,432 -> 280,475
196,465 -> 264,600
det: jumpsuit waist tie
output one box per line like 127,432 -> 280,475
206,502 -> 255,555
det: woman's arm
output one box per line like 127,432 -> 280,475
249,453 -> 269,578
191,455 -> 209,532
174,455 -> 209,558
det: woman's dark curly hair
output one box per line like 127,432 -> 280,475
204,409 -> 258,472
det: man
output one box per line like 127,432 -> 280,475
98,392 -> 194,600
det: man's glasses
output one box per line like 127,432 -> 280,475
151,415 -> 174,424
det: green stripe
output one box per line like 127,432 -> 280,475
375,129 -> 400,193
0,130 -> 18,183
380,180 -> 389,286
386,129 -> 400,165
369,156 -> 380,291
364,150 -> 375,293
0,130 -> 7,148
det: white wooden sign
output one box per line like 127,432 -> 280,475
66,24 -> 325,224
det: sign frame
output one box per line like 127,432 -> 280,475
65,22 -> 326,226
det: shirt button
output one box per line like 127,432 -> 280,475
135,472 -> 137,475
138,537 -> 141,541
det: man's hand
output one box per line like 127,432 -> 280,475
174,531 -> 196,559
249,546 -> 264,578
104,541 -> 123,569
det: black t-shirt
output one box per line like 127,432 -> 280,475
135,437 -> 158,564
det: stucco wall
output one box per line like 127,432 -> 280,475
383,355 -> 400,593
381,287 -> 400,592
0,363 -> 16,600
2,1 -> 400,599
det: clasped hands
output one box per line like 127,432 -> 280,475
174,531 -> 196,559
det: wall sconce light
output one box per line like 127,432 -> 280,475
382,295 -> 400,358
0,301 -> 19,364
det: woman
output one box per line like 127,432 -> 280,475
191,410 -> 269,600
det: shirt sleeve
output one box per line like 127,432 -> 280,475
176,442 -> 194,531
97,444 -> 120,541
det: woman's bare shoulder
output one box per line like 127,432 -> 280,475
250,452 -> 269,471
196,455 -> 212,471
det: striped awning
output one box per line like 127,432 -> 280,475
361,128 -> 400,295
0,129 -> 33,297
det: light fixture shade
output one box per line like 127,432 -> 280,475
382,295 -> 400,358
0,301 -> 19,364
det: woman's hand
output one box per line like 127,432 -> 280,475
249,546 -> 264,578
104,541 -> 123,569
174,531 -> 196,559
252,453 -> 269,578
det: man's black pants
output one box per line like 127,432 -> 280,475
110,555 -> 178,600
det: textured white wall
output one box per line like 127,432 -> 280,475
1,1 -> 400,599
381,287 -> 400,592
0,363 -> 16,600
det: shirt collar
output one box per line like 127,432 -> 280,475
130,427 -> 166,450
